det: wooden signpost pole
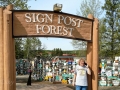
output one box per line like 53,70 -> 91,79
92,18 -> 99,90
87,14 -> 99,90
8,4 -> 16,90
87,14 -> 94,90
87,41 -> 93,90
0,7 -> 4,90
6,5 -> 16,90
3,5 -> 15,90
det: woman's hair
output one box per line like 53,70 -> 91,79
78,58 -> 85,65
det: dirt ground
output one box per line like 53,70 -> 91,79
16,75 -> 120,90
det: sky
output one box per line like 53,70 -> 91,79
27,0 -> 104,50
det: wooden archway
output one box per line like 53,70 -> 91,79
0,5 -> 98,90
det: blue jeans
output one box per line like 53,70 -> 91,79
76,85 -> 87,90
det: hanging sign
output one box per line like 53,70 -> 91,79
12,10 -> 93,41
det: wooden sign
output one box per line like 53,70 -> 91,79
12,10 -> 93,41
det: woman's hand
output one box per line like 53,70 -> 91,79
86,64 -> 89,68
72,82 -> 75,86
87,67 -> 91,75
72,73 -> 76,86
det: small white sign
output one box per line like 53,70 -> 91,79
100,81 -> 106,86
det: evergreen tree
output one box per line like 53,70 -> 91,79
102,0 -> 120,60
56,48 -> 59,56
51,48 -> 63,56
52,48 -> 56,56
59,48 -> 63,56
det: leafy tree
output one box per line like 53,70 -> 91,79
0,0 -> 34,9
71,0 -> 103,57
71,40 -> 87,56
0,0 -> 38,59
77,0 -> 103,18
15,38 -> 24,59
23,37 -> 42,59
102,0 -> 120,60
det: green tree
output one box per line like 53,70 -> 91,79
71,40 -> 87,56
51,48 -> 55,56
77,0 -> 103,18
23,38 -> 31,59
15,38 -> 24,59
71,0 -> 103,57
59,48 -> 63,56
23,37 -> 42,59
0,0 -> 33,9
99,18 -> 107,58
51,48 -> 63,56
31,37 -> 42,56
0,0 -> 37,59
56,48 -> 59,55
102,0 -> 120,60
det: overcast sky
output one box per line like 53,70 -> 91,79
27,0 -> 104,50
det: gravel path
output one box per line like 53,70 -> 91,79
16,75 -> 120,90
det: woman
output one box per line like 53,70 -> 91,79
27,67 -> 32,86
72,58 -> 91,90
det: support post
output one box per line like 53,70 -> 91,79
92,18 -> 99,90
7,5 -> 16,90
0,7 -> 4,90
3,5 -> 15,90
87,14 -> 94,90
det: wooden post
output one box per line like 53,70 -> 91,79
12,38 -> 16,90
8,5 -> 16,90
87,42 -> 92,90
0,7 -> 4,90
3,5 -> 15,90
87,14 -> 94,90
92,18 -> 99,90
7,5 -> 16,90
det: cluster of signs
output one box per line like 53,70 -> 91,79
99,59 -> 120,86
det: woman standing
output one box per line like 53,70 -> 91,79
72,58 -> 91,90
27,67 -> 32,86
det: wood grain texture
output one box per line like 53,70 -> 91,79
92,18 -> 99,90
87,14 -> 94,90
4,5 -> 14,90
0,7 -> 4,90
13,11 -> 93,41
